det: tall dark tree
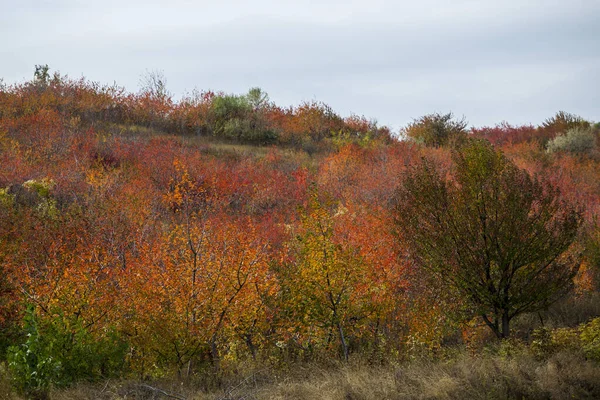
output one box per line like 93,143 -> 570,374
394,139 -> 582,338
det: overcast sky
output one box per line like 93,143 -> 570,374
1,0 -> 599,131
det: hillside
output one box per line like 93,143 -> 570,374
1,69 -> 600,399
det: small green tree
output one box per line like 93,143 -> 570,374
210,91 -> 277,144
394,139 -> 582,339
211,94 -> 251,138
33,65 -> 50,86
246,87 -> 269,111
279,191 -> 369,361
404,112 -> 467,147
7,307 -> 127,397
7,307 -> 62,398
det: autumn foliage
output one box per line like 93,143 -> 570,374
0,68 -> 599,394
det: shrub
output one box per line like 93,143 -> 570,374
7,307 -> 127,397
584,226 -> 600,288
530,327 -> 554,358
546,126 -> 597,154
581,317 -> 600,362
211,94 -> 251,136
494,338 -> 529,359
210,92 -> 278,144
404,112 -> 467,147
542,111 -> 590,134
0,187 -> 15,208
552,327 -> 581,351
22,178 -> 55,199
222,117 -> 252,140
7,308 -> 62,397
531,326 -> 581,359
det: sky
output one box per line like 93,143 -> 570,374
1,0 -> 599,132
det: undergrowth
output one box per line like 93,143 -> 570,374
9,345 -> 598,400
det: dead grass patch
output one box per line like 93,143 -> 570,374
21,349 -> 600,400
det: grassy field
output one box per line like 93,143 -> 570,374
3,347 -> 599,400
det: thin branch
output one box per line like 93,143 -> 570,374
138,384 -> 187,400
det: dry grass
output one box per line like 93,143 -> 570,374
254,364 -> 398,400
44,350 -> 600,400
248,353 -> 600,400
0,364 -> 21,400
513,292 -> 600,336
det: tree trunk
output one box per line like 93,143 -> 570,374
244,334 -> 257,361
210,339 -> 220,372
338,323 -> 349,362
501,312 -> 510,339
186,360 -> 192,379
481,314 -> 502,339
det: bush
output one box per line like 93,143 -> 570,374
546,126 -> 597,154
222,117 -> 252,140
7,308 -> 62,397
404,112 -> 467,147
211,94 -> 252,138
581,317 -> 600,362
542,111 -> 590,134
530,327 -> 581,359
584,226 -> 600,288
210,92 -> 278,144
0,187 -> 15,208
7,307 -> 127,397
